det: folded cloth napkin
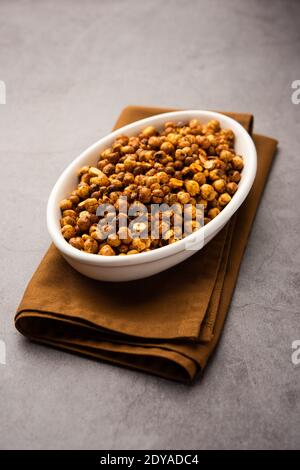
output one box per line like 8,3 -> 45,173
15,106 -> 278,383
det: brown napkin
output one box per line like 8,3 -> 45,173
15,106 -> 278,383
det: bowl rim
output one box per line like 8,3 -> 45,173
47,110 -> 257,267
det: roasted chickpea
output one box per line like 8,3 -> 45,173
77,183 -> 90,199
142,126 -> 157,137
219,150 -> 233,163
107,234 -> 121,247
93,170 -> 110,186
61,224 -> 76,240
200,184 -> 214,200
59,199 -> 73,211
207,119 -> 220,132
119,243 -> 129,253
123,172 -> 135,185
83,237 -> 98,254
62,209 -> 77,219
60,216 -> 76,227
209,169 -> 224,181
148,136 -> 161,149
127,249 -> 139,255
78,166 -> 90,177
177,191 -> 191,204
121,145 -> 135,154
99,244 -> 115,256
218,193 -> 232,206
116,135 -> 129,146
82,198 -> 99,213
80,172 -> 91,184
189,118 -> 200,129
124,157 -> 137,172
189,163 -> 203,173
90,226 -> 104,241
193,172 -> 206,186
69,237 -> 84,250
166,133 -> 179,145
131,238 -> 148,252
203,160 -> 216,171
156,171 -> 169,184
77,213 -> 91,232
97,159 -> 109,170
160,141 -> 174,154
208,208 -> 220,219
231,155 -> 244,170
185,180 -> 200,196
152,189 -> 164,203
137,186 -> 151,203
69,194 -> 80,206
88,167 -> 101,177
228,170 -> 241,183
213,179 -> 226,193
226,182 -> 238,195
103,163 -> 115,175
169,178 -> 183,189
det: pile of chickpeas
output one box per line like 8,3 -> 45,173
59,119 -> 244,256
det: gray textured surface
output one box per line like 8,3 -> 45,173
1,0 -> 300,450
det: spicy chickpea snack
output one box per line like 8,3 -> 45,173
59,119 -> 244,256
15,106 -> 278,383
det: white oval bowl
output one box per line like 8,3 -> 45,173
47,110 -> 257,282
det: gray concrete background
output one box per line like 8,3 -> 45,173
0,0 -> 300,450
